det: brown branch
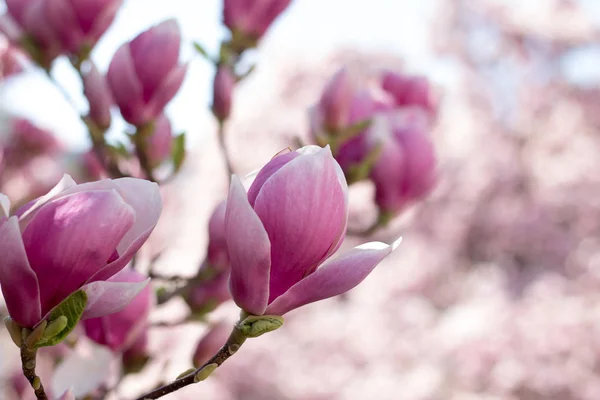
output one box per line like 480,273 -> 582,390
134,325 -> 246,399
20,342 -> 48,400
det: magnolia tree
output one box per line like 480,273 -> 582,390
0,1 -> 438,399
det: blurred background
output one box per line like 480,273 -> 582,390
2,0 -> 600,399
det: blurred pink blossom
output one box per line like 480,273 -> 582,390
223,0 -> 291,41
212,64 -> 235,122
147,114 -> 174,167
82,63 -> 113,129
107,19 -> 187,126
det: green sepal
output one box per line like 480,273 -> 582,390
345,142 -> 383,185
35,290 -> 87,348
194,363 -> 218,382
193,42 -> 213,62
237,315 -> 284,338
171,133 -> 186,173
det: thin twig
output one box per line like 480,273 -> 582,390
20,343 -> 48,400
45,66 -> 127,178
134,326 -> 246,399
217,121 -> 234,179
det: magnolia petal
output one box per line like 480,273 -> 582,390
17,174 -> 77,228
253,146 -> 348,302
147,63 -> 188,120
266,239 -> 401,316
107,44 -> 145,125
89,179 -> 162,283
0,193 -> 9,218
0,217 -> 41,327
225,175 -> 271,315
81,275 -> 150,320
22,190 -> 135,316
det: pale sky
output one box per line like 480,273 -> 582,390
0,0 -> 441,151
0,0 -> 598,151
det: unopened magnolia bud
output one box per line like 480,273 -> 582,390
194,363 -> 218,382
237,315 -> 284,338
212,65 -> 235,122
41,316 -> 68,341
193,321 -> 230,367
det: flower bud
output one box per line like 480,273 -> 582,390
366,114 -> 437,214
212,65 -> 235,122
2,119 -> 60,167
317,68 -> 356,132
185,270 -> 231,314
223,0 -> 291,42
82,63 -> 113,129
107,19 -> 187,126
83,269 -> 152,352
0,174 -> 160,329
206,201 -> 229,271
147,114 -> 173,167
381,71 -> 437,115
6,0 -> 62,67
45,0 -> 123,56
192,321 -> 231,367
225,145 -> 398,316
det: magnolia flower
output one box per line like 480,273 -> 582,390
225,145 -> 399,316
0,175 -> 161,329
223,0 -> 291,41
83,269 -> 152,352
107,19 -> 187,126
206,201 -> 229,271
364,114 -> 437,213
5,0 -> 62,66
45,0 -> 123,55
82,63 -> 114,129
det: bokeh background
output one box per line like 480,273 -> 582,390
2,0 -> 600,399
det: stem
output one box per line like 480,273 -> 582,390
134,326 -> 246,399
217,121 -> 234,180
45,66 -> 127,178
20,344 -> 48,400
133,123 -> 157,182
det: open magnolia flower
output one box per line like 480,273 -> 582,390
0,175 -> 161,331
225,145 -> 399,316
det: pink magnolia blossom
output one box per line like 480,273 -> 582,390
223,0 -> 291,41
107,19 -> 187,126
5,0 -> 62,66
314,68 -> 357,132
82,64 -> 113,129
83,269 -> 152,352
206,200 -> 229,271
2,118 -> 60,167
185,270 -> 231,314
193,321 -> 231,367
45,0 -> 123,55
146,114 -> 173,167
225,145 -> 399,316
212,65 -> 235,122
0,175 -> 162,329
366,114 -> 437,213
381,71 -> 437,115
